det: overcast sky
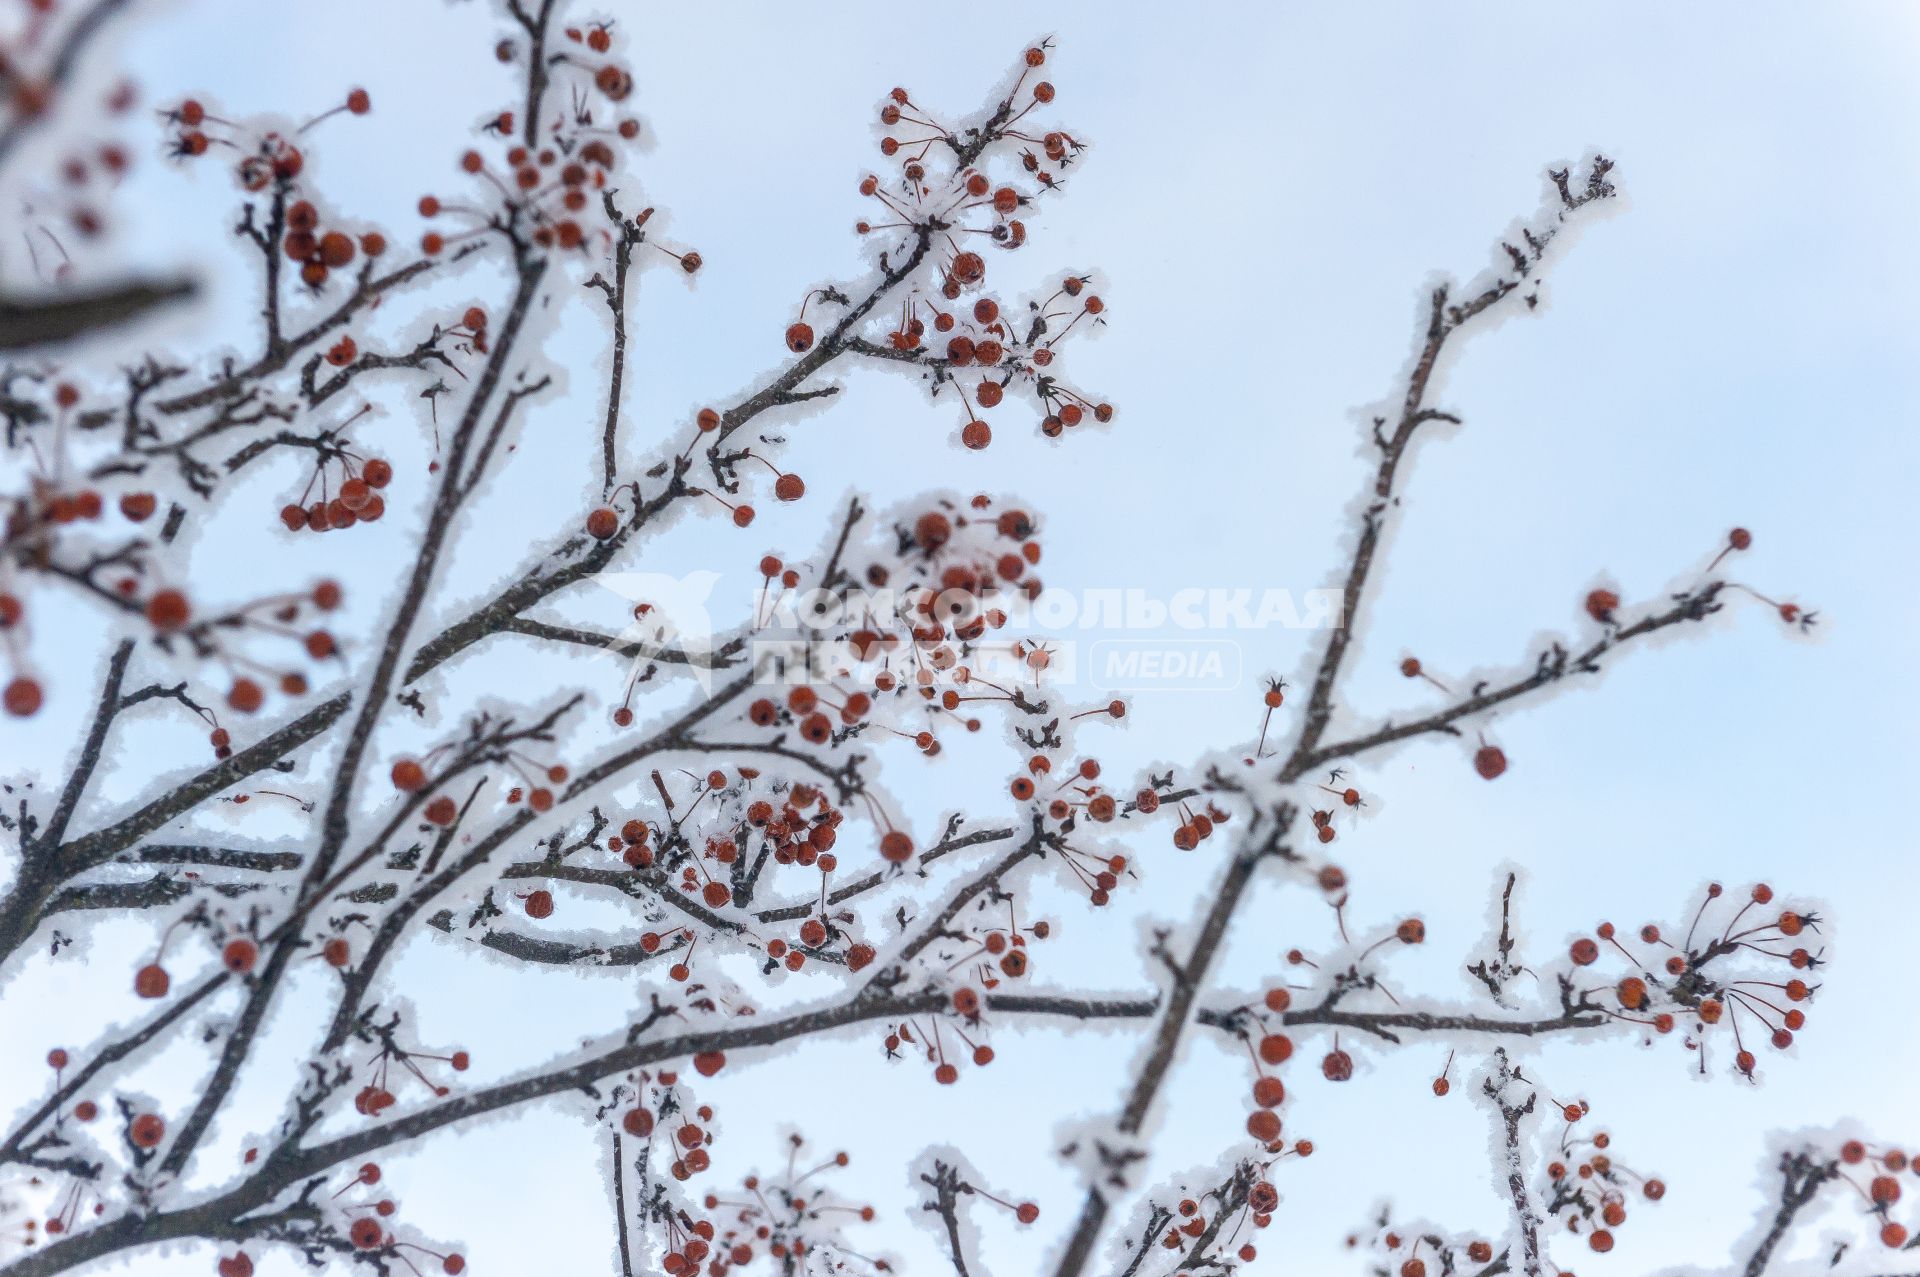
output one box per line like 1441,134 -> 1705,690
3,2 -> 1919,1275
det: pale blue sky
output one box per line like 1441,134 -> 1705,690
2,2 -> 1917,1274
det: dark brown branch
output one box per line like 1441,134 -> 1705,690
36,638 -> 134,852
457,372 -> 553,498
321,680 -> 751,1050
920,1161 -> 974,1277
126,845 -> 303,872
882,823 -> 1049,977
152,255 -> 447,416
1742,1150 -> 1838,1277
754,822 -> 1019,924
425,909 -> 685,969
1486,1051 -> 1542,1277
1288,583 -> 1725,779
0,692 -> 350,964
151,244 -> 555,1179
706,226 -> 932,463
612,1131 -> 637,1277
507,0 -> 558,148
0,279 -> 196,351
0,969 -> 229,1168
587,191 -> 643,492
498,615 -> 746,669
256,185 -> 288,352
44,872 -> 273,914
0,988 -> 1156,1277
1050,815 -> 1293,1277
400,456 -> 691,682
1277,1005 -> 1605,1046
402,230 -> 934,685
298,327 -> 458,406
1279,165 -> 1615,784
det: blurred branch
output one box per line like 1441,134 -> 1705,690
0,278 -> 195,351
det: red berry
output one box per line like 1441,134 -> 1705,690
222,938 -> 259,974
145,588 -> 190,631
129,1113 -> 165,1148
4,677 -> 42,717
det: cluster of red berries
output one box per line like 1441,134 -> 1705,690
1,409 -> 172,714
771,52 -> 1112,449
391,743 -> 569,835
1836,1139 -> 1920,1249
351,1034 -> 470,1119
23,1052 -> 111,1240
832,498 -> 1049,744
748,685 -> 875,748
1353,1222 -> 1500,1277
166,92 -> 358,190
884,1005 -> 1001,1088
8,479 -> 108,534
421,26 -> 699,268
12,75 -> 138,255
128,902 -> 274,1000
280,195 -> 380,289
1010,748 -> 1140,839
425,131 -> 641,257
35,1172 -> 104,1240
869,46 -> 1079,217
1587,528 -> 1812,633
1238,988 -> 1299,1148
617,1068 -> 724,1190
859,60 -> 1060,291
1153,1171 -> 1289,1265
151,578 -> 344,717
1154,795 -> 1228,854
1254,916 -> 1433,1100
1018,770 -> 1137,905
1539,1114 -> 1666,1257
677,1134 -> 900,1274
664,775 -> 891,972
870,498 -> 1040,607
277,451 -> 393,532
526,776 -> 891,977
1567,882 -> 1820,1077
954,913 -> 1048,986
1302,774 -> 1366,846
715,497 -> 1078,771
233,1162 -> 468,1273
3,387 -> 154,520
